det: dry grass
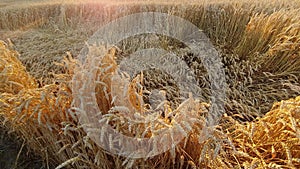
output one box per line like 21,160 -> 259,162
0,0 -> 300,168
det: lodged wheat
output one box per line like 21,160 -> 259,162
0,0 -> 300,169
0,41 -> 36,94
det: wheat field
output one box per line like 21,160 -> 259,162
0,0 -> 300,168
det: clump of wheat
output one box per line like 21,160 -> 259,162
223,96 -> 300,168
0,41 -> 36,94
73,44 -> 217,167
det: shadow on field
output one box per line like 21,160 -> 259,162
0,124 -> 48,169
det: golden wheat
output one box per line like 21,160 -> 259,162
0,0 -> 300,169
